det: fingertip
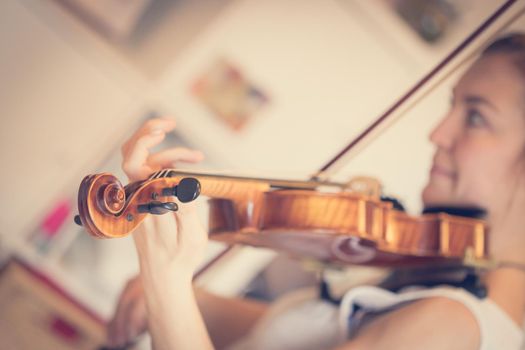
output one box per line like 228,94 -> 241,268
146,117 -> 176,133
167,150 -> 204,167
159,116 -> 176,122
160,117 -> 177,129
150,128 -> 165,136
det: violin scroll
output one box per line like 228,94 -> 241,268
76,173 -> 201,239
99,182 -> 126,214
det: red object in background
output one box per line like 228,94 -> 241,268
0,258 -> 106,348
50,315 -> 79,343
40,199 -> 72,238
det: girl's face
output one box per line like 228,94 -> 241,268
422,54 -> 525,214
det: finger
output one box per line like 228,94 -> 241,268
133,215 -> 175,255
177,203 -> 205,245
147,147 -> 204,168
122,132 -> 166,181
176,200 -> 199,215
151,212 -> 180,249
122,118 -> 176,158
122,118 -> 175,157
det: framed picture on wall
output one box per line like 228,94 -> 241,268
386,0 -> 458,43
191,58 -> 270,131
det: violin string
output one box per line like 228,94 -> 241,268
149,170 -> 163,180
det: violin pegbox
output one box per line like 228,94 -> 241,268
75,173 -> 202,239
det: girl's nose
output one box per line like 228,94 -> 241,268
429,111 -> 459,150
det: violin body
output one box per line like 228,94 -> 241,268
209,193 -> 487,267
76,170 -> 487,267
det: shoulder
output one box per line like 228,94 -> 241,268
339,295 -> 480,350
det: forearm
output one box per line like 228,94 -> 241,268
140,268 -> 214,350
140,282 -> 267,350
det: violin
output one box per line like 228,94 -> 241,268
75,0 -> 520,269
75,169 -> 487,267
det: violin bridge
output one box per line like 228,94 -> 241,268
345,176 -> 382,197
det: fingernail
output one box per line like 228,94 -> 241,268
151,128 -> 164,135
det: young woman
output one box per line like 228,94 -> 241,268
107,33 -> 525,349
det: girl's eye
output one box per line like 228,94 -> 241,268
466,109 -> 487,128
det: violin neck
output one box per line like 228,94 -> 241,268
150,169 -> 345,193
173,171 -> 269,200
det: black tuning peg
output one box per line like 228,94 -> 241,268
74,215 -> 82,226
162,177 -> 201,203
137,201 -> 178,215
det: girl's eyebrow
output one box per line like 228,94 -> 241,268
464,94 -> 499,112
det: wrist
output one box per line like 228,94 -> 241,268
142,275 -> 196,323
139,261 -> 194,287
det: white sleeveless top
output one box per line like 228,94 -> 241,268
229,285 -> 523,350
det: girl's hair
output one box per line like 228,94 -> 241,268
482,33 -> 525,74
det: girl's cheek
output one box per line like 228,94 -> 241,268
453,165 -> 491,207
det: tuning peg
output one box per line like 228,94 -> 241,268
162,177 -> 201,203
74,215 -> 82,226
137,201 -> 178,215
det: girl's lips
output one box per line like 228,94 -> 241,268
430,165 -> 456,178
